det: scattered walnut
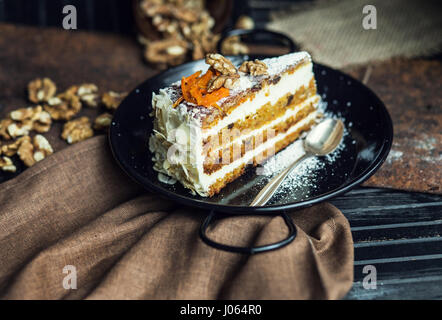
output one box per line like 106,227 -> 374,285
0,119 -> 14,140
44,89 -> 82,121
1,136 -> 31,157
102,91 -> 127,111
4,135 -> 53,167
61,117 -> 94,144
93,113 -> 113,131
75,84 -> 100,108
6,120 -> 33,139
32,134 -> 54,163
235,15 -> 255,30
9,105 -> 52,134
205,53 -> 238,76
239,59 -> 269,76
28,78 -> 57,103
0,156 -> 16,172
17,136 -> 35,167
221,36 -> 249,56
144,38 -> 188,67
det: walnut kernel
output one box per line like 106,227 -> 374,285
76,84 -> 100,108
0,119 -> 14,140
94,113 -> 113,130
205,53 -> 238,76
239,59 -> 269,76
102,91 -> 127,111
61,117 -> 94,144
44,89 -> 82,121
1,136 -> 31,157
0,156 -> 16,172
28,78 -> 57,103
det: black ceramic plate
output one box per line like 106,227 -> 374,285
109,57 -> 393,214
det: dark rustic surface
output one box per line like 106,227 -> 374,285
0,23 -> 441,300
333,188 -> 442,300
344,60 -> 442,194
0,23 -> 156,152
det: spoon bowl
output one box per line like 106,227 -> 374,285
250,118 -> 345,206
304,118 -> 345,155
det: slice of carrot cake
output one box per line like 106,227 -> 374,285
149,52 -> 321,196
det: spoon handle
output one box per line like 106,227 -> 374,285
250,153 -> 310,206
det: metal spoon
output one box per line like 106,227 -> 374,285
250,118 -> 344,206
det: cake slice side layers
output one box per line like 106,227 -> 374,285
149,52 -> 320,197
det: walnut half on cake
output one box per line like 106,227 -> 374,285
149,52 -> 321,197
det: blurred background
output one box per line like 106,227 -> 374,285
0,0 -> 268,33
0,0 -> 440,69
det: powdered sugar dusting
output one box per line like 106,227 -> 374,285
255,114 -> 347,200
264,51 -> 311,76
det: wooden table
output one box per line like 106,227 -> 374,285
0,23 -> 441,300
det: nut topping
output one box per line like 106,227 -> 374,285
239,59 -> 268,76
205,54 -> 240,93
205,53 -> 238,76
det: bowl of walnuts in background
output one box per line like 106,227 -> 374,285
133,0 -> 256,68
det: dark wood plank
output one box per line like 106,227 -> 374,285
346,275 -> 442,300
332,187 -> 442,299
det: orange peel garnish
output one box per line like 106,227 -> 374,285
177,69 -> 229,110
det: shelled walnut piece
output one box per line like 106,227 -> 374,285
94,113 -> 113,130
0,106 -> 52,140
75,84 -> 100,108
221,15 -> 254,56
0,135 -> 53,168
0,156 -> 16,172
205,54 -> 240,92
17,135 -> 53,167
221,36 -> 249,56
62,117 -> 94,144
102,91 -> 127,111
28,78 -> 57,104
10,105 -> 52,133
44,87 -> 82,121
1,135 -> 30,157
239,59 -> 269,76
0,119 -> 14,140
144,38 -> 188,67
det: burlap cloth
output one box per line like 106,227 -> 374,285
0,136 -> 353,300
268,0 -> 442,68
